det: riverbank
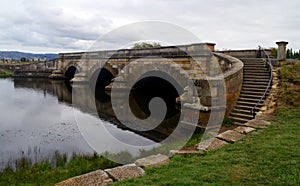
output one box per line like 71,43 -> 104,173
0,152 -> 118,185
0,68 -> 13,78
0,62 -> 299,185
113,62 -> 300,185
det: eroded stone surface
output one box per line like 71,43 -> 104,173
169,150 -> 205,157
55,169 -> 113,186
245,119 -> 271,128
135,154 -> 170,168
216,130 -> 245,143
234,126 -> 256,134
197,138 -> 228,151
105,164 -> 145,181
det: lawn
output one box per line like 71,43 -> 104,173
114,62 -> 300,185
114,107 -> 300,185
0,62 -> 299,185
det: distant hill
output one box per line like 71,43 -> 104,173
0,51 -> 58,61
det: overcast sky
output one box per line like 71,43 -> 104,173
0,0 -> 299,53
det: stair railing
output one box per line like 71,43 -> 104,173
250,46 -> 273,118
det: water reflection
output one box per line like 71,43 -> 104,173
0,78 -> 181,166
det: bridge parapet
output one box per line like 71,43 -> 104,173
13,43 -> 243,129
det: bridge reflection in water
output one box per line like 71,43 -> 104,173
13,78 -> 182,144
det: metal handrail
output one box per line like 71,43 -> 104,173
250,46 -> 273,118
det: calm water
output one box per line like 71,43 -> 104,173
0,78 -> 164,166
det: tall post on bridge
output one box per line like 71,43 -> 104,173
276,41 -> 288,61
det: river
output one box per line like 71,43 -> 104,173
0,78 -> 180,167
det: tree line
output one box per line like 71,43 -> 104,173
286,48 -> 300,59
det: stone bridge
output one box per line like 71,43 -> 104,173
76,44 -> 241,129
14,43 -> 245,129
11,41 -> 291,132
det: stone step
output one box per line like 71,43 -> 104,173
242,84 -> 268,89
243,60 -> 266,65
242,87 -> 266,94
238,97 -> 261,103
240,58 -> 265,62
244,64 -> 267,67
244,68 -> 267,71
244,69 -> 269,73
243,72 -> 269,76
243,64 -> 266,67
239,93 -> 264,99
244,77 -> 270,81
243,74 -> 270,79
228,116 -> 249,124
236,101 -> 263,107
243,63 -> 266,66
230,112 -> 254,120
243,81 -> 270,86
241,89 -> 267,95
243,77 -> 270,81
232,108 -> 252,115
234,105 -> 260,111
242,60 -> 266,63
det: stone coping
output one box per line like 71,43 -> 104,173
213,53 -> 244,81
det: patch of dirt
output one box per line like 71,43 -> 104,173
180,146 -> 196,151
218,125 -> 237,133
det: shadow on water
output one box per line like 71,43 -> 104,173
1,77 -> 183,169
12,77 -> 183,140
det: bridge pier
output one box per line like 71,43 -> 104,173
15,43 -> 244,132
49,70 -> 66,79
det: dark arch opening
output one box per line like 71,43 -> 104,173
90,68 -> 114,103
130,71 -> 184,120
92,68 -> 114,90
65,66 -> 77,79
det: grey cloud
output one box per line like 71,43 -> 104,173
0,0 -> 299,53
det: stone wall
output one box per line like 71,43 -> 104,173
215,53 -> 243,117
218,49 -> 271,59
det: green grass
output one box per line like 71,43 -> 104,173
1,62 -> 300,185
114,63 -> 300,185
0,68 -> 13,78
114,107 -> 300,186
0,152 -> 118,186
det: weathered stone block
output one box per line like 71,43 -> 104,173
105,164 -> 145,181
234,126 -> 256,134
245,119 -> 271,129
197,138 -> 228,151
135,154 -> 170,168
216,130 -> 245,143
169,150 -> 205,157
55,169 -> 113,186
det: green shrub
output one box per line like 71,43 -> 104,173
279,61 -> 300,84
222,118 -> 235,127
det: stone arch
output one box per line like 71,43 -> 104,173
87,62 -> 118,81
64,61 -> 82,75
88,63 -> 116,91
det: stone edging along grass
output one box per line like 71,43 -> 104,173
55,154 -> 170,186
55,68 -> 280,186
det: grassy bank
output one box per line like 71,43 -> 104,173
0,152 -> 118,185
114,62 -> 300,185
0,62 -> 299,185
0,68 -> 13,78
115,107 -> 300,185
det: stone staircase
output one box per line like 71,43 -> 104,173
229,58 -> 271,124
